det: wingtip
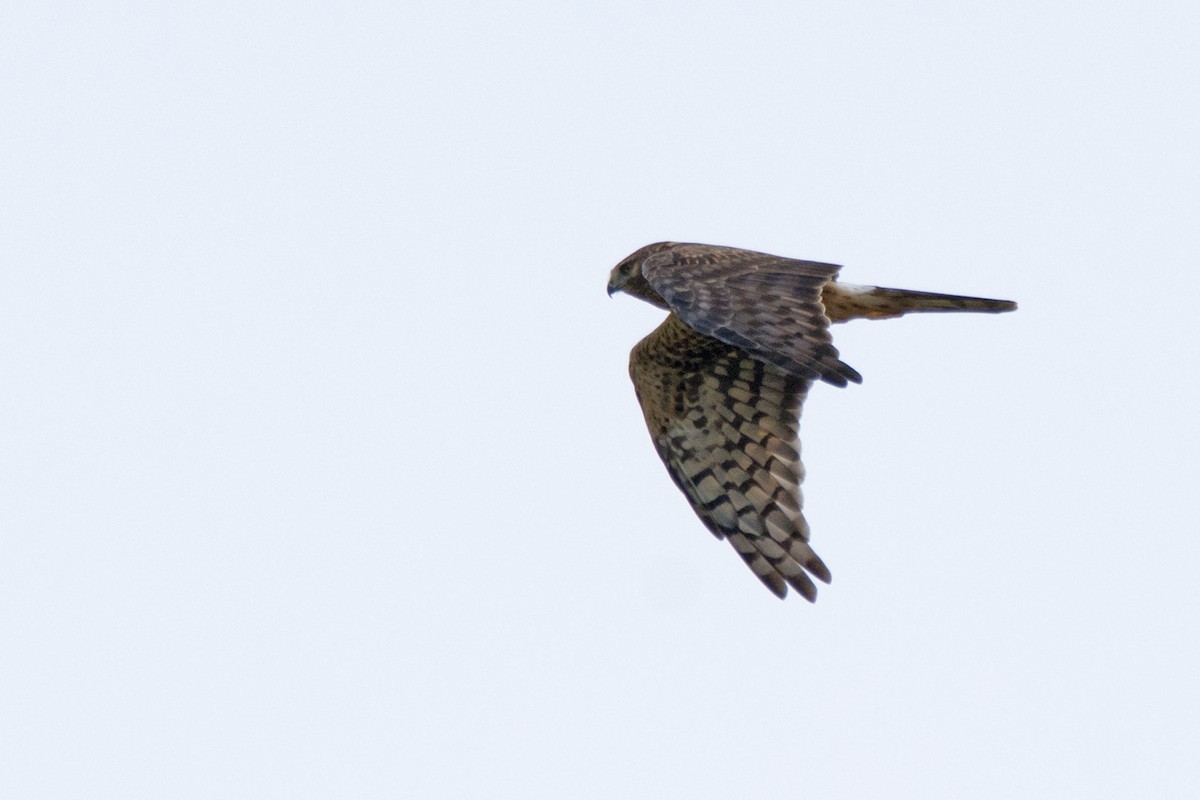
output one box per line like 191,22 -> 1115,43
807,560 -> 832,585
761,571 -> 821,602
822,363 -> 863,387
793,581 -> 818,603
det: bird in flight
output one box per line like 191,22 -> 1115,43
608,242 -> 1016,602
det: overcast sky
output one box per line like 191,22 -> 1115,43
4,1 -> 1199,798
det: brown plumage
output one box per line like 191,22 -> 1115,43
608,242 -> 1016,602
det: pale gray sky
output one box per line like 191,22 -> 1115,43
3,1 -> 1199,798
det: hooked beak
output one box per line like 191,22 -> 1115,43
606,271 -> 627,298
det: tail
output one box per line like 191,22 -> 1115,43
823,282 -> 1018,322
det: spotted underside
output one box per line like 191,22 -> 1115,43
630,313 -> 830,600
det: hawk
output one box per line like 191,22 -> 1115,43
608,242 -> 1016,602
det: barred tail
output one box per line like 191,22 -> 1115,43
823,282 -> 1018,322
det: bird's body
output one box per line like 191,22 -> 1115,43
609,242 -> 1016,602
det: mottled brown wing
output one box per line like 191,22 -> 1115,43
630,314 -> 831,601
641,243 -> 862,387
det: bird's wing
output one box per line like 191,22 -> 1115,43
641,243 -> 861,386
630,314 -> 830,601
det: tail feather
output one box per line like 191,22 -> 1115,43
823,282 -> 1017,322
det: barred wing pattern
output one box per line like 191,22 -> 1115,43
641,244 -> 862,387
630,314 -> 831,600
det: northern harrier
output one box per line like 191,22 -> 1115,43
608,242 -> 1016,602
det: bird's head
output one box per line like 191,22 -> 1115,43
606,242 -> 675,309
